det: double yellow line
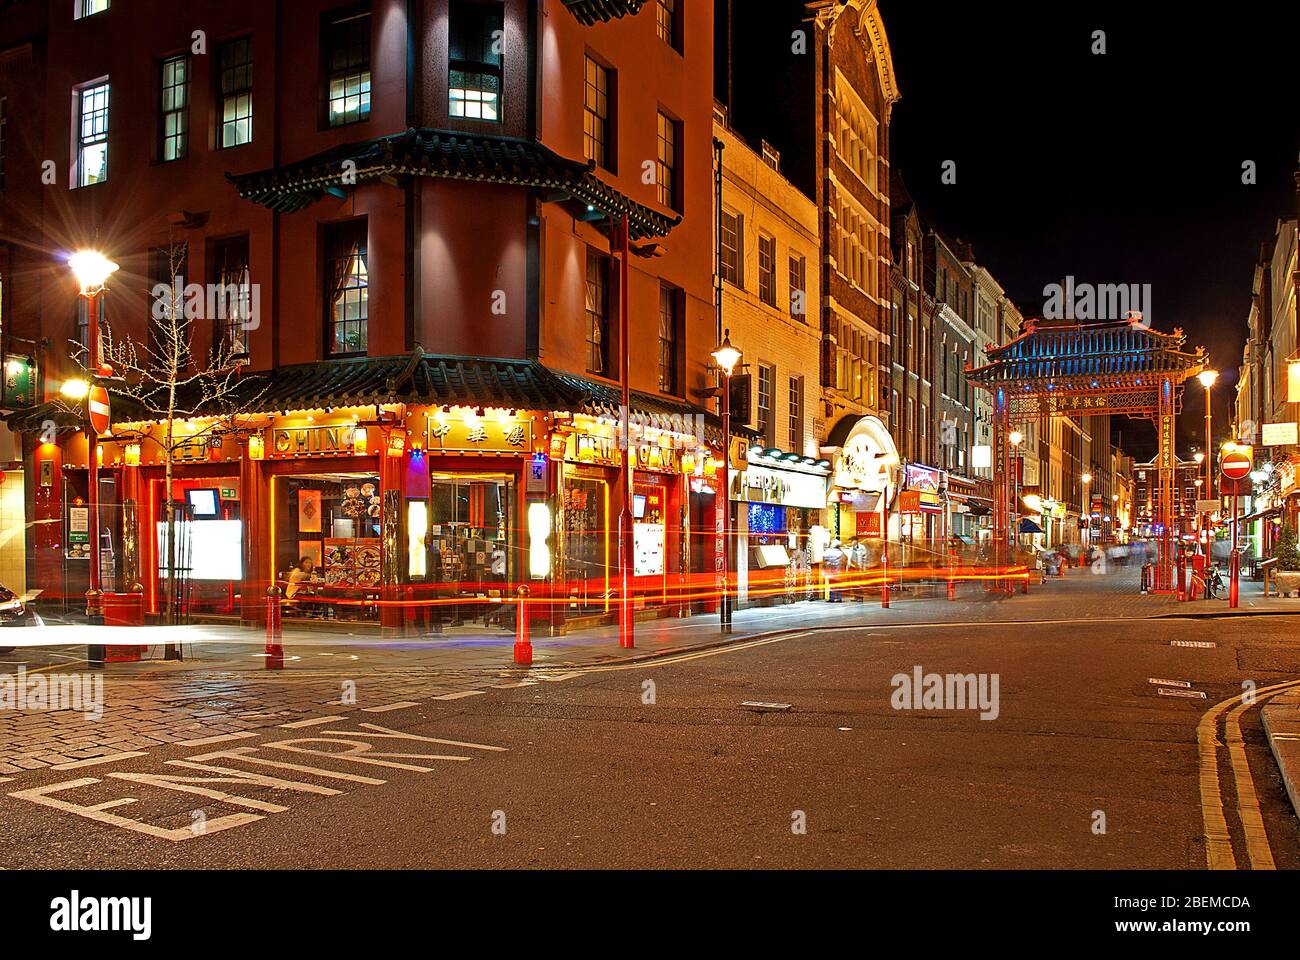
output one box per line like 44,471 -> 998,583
1197,679 -> 1300,869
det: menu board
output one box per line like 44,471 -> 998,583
323,537 -> 381,587
633,522 -> 665,577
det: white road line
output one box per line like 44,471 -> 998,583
87,798 -> 137,811
279,716 -> 348,729
488,681 -> 538,689
432,690 -> 485,700
361,701 -> 421,713
176,732 -> 260,747
50,752 -> 148,770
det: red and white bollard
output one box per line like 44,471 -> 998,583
1229,549 -> 1240,609
513,584 -> 532,665
265,585 -> 284,670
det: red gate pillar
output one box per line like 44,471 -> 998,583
1154,376 -> 1177,592
992,389 -> 1010,595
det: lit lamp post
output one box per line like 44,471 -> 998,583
69,251 -> 118,639
1197,369 -> 1218,563
711,330 -> 742,634
1080,472 -> 1092,556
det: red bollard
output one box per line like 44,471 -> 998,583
1229,550 -> 1239,609
881,551 -> 890,609
513,584 -> 532,665
265,585 -> 283,670
1176,552 -> 1187,602
947,552 -> 956,601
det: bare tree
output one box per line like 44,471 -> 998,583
68,236 -> 266,647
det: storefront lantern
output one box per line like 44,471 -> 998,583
353,426 -> 368,455
247,433 -> 265,461
124,443 -> 141,467
387,432 -> 406,457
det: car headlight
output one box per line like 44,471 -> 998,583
0,599 -> 22,613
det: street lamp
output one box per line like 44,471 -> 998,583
1197,369 -> 1218,564
69,249 -> 119,645
711,329 -> 742,633
59,378 -> 91,401
1080,472 -> 1092,552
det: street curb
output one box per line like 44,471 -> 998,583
1261,690 -> 1300,822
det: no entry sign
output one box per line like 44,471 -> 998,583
87,385 -> 111,436
1219,447 -> 1252,482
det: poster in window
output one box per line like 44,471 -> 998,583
298,489 -> 322,533
298,539 -> 323,568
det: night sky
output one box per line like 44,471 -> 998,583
879,0 -> 1300,458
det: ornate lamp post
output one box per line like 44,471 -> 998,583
69,250 -> 118,635
1197,370 -> 1218,561
1080,472 -> 1092,556
711,330 -> 742,634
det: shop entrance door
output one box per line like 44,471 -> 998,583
427,472 -> 515,627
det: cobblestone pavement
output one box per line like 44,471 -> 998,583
0,568 -> 1292,780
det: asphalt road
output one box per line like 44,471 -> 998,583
1,613 -> 1297,869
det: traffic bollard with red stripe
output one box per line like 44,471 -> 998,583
513,584 -> 532,665
265,585 -> 283,670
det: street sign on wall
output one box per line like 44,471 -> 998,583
1261,422 -> 1298,447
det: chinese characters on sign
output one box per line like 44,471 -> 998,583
426,417 -> 533,453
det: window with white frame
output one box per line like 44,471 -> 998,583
76,0 -> 109,19
219,37 -> 253,147
719,208 -> 742,287
75,81 -> 110,187
325,6 -> 372,126
757,233 -> 776,306
159,55 -> 189,161
756,363 -> 774,446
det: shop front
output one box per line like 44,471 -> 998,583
899,462 -> 946,561
822,414 -> 899,554
553,413 -> 704,627
729,446 -> 831,606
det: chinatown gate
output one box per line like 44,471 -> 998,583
967,318 -> 1207,593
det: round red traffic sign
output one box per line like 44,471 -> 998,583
87,384 -> 111,436
1220,447 -> 1252,481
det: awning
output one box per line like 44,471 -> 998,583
1019,518 -> 1044,534
1232,506 -> 1281,526
561,0 -> 646,25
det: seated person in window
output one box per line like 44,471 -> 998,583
285,556 -> 318,599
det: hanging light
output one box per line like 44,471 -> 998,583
124,443 -> 141,466
711,329 -> 742,377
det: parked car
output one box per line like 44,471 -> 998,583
0,586 -> 38,653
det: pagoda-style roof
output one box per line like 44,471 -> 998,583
6,350 -> 726,442
229,127 -> 679,239
968,318 -> 1206,392
561,0 -> 646,25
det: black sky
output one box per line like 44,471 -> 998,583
878,0 -> 1300,458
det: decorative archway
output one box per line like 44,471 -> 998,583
967,318 -> 1207,593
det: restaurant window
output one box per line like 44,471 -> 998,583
655,110 -> 679,210
324,5 -> 372,126
75,296 -> 110,357
788,375 -> 803,451
219,37 -> 253,147
325,220 -> 368,356
658,283 -> 679,395
757,233 -> 776,306
756,363 -> 774,446
585,248 -> 610,376
274,474 -> 382,623
213,236 -> 252,360
583,56 -> 613,170
159,55 -> 190,161
719,209 -> 742,287
75,80 -> 110,187
426,471 -> 516,615
789,252 -> 806,319
563,472 -> 610,613
449,1 -> 502,121
76,0 -> 109,18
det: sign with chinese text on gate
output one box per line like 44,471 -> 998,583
87,385 -> 111,436
1219,447 -> 1252,482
